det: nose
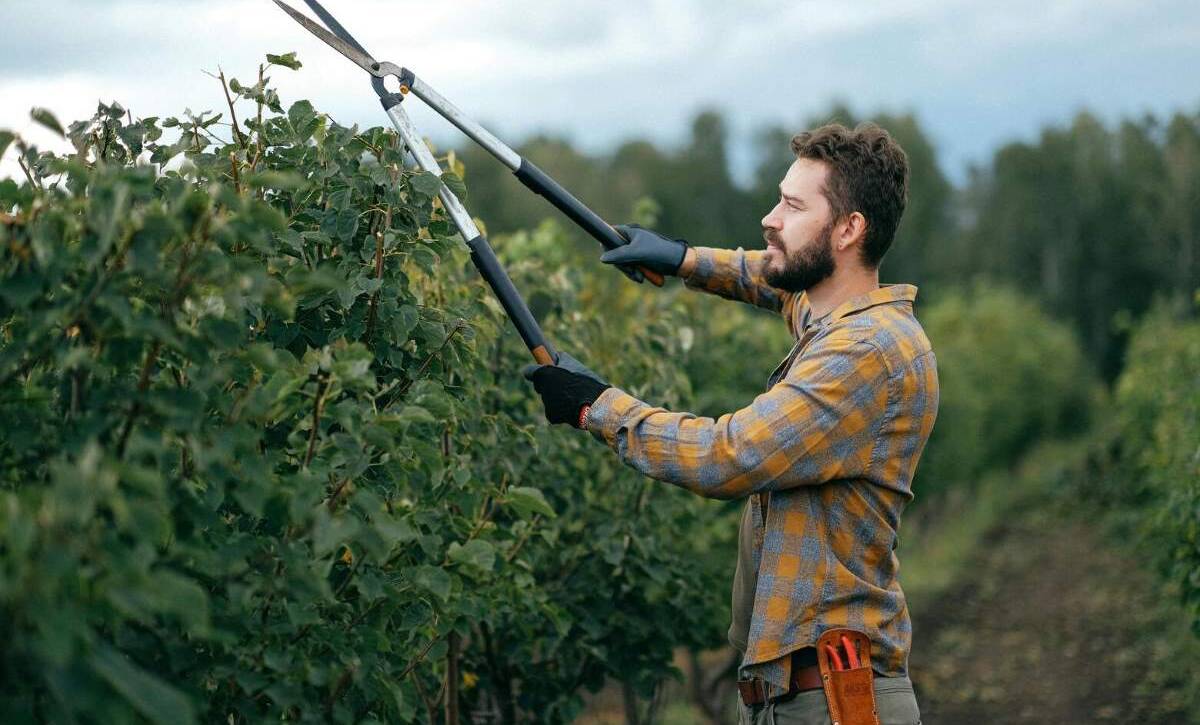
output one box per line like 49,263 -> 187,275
762,202 -> 783,231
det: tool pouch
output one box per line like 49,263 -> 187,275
816,628 -> 879,725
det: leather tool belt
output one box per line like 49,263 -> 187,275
737,649 -> 823,706
816,628 -> 880,725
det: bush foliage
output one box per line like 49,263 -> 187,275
917,283 -> 1098,496
0,59 -> 742,723
1083,300 -> 1200,633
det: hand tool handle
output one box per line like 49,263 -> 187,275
466,234 -> 556,365
404,77 -> 665,286
512,160 -> 666,286
383,101 -> 556,365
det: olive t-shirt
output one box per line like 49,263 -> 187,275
728,499 -> 757,653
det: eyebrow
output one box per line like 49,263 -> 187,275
778,186 -> 805,204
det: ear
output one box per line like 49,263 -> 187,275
836,212 -> 868,252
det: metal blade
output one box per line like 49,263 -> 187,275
271,0 -> 381,76
301,0 -> 371,58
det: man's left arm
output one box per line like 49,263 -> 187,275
586,336 -> 892,500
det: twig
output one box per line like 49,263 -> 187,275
16,157 -> 37,188
228,152 -> 242,195
324,665 -> 356,717
381,320 -> 466,410
115,340 -> 162,457
504,514 -> 541,563
325,477 -> 352,511
364,227 -> 387,342
333,550 -> 366,599
399,632 -> 442,681
217,68 -> 247,149
411,669 -> 438,725
445,631 -> 460,725
303,372 -> 330,469
344,597 -> 383,631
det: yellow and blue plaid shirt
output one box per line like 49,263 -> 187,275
586,246 -> 939,695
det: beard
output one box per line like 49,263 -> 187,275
762,218 -> 837,292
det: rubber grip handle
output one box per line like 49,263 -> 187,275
465,234 -> 557,364
514,159 -> 665,287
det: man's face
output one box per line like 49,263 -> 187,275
761,158 -> 837,292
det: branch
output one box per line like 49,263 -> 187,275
16,156 -> 38,188
217,68 -> 247,149
381,320 -> 466,410
303,372 -> 330,469
228,152 -> 242,195
444,631 -> 460,725
115,339 -> 162,457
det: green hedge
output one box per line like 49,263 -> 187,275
1090,299 -> 1200,632
916,282 -> 1098,497
0,63 -> 734,722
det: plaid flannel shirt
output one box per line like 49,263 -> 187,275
586,246 -> 939,695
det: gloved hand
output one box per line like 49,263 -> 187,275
602,224 -> 689,276
522,352 -> 611,428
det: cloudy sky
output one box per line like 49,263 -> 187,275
2,0 -> 1198,184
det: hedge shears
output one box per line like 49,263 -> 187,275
272,0 -> 665,363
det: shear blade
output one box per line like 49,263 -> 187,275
271,0 -> 383,77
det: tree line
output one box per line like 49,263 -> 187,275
459,104 -> 1200,380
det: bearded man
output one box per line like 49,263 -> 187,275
524,123 -> 938,725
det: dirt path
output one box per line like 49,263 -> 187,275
908,499 -> 1199,724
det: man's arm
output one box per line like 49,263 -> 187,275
602,226 -> 801,330
585,334 -> 890,500
681,246 -> 801,326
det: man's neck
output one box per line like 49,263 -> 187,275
805,270 -> 880,321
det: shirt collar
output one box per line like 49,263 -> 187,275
799,284 -> 918,328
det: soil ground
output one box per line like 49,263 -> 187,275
908,497 -> 1200,724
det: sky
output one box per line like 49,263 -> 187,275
1,0 -> 1198,185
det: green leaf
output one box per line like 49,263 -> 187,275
413,566 -> 452,601
335,207 -> 360,241
448,539 -> 495,572
505,487 -> 556,519
0,130 -> 15,161
373,514 -> 417,546
313,508 -> 362,556
266,51 -> 303,70
246,170 -> 305,190
440,171 -> 467,201
288,100 -> 315,129
410,171 -> 442,198
30,107 -> 65,137
151,571 -> 211,632
89,646 -> 196,725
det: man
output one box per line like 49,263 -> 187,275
524,123 -> 938,724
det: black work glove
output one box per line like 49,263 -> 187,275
603,224 -> 689,276
522,352 -> 611,428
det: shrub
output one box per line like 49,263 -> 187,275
1090,299 -> 1200,632
0,60 -> 727,723
917,282 -> 1098,497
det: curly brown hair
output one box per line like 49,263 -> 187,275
790,123 -> 908,268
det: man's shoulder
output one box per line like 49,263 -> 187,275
814,304 -> 933,377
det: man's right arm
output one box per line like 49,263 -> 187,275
680,245 -> 799,320
602,226 -> 801,326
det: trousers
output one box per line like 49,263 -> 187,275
735,675 -> 921,725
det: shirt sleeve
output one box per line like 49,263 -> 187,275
682,247 -> 801,331
585,335 -> 892,500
